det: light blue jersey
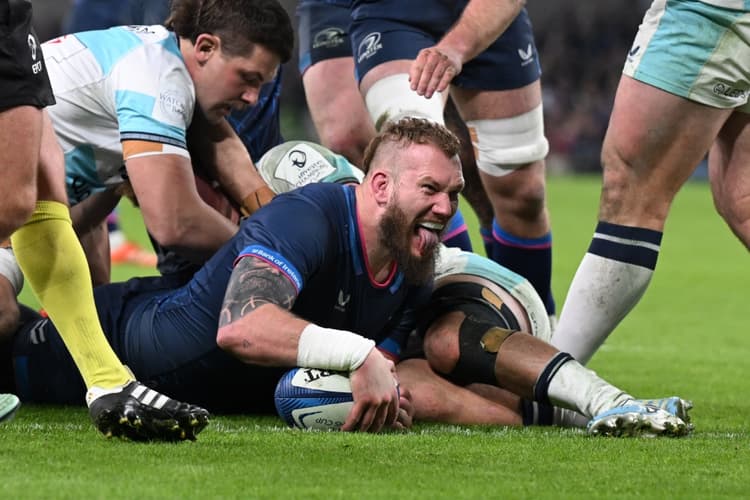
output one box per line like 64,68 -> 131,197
43,25 -> 194,204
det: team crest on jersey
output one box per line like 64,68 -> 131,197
313,27 -> 346,49
357,32 -> 383,63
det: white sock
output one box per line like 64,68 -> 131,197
552,407 -> 589,428
551,253 -> 654,364
547,360 -> 632,418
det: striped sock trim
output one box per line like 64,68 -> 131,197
533,352 -> 574,406
588,221 -> 662,269
492,220 -> 552,250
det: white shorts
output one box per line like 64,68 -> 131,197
624,0 -> 750,112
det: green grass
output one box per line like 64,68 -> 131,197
4,175 -> 749,498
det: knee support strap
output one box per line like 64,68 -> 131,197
466,104 -> 549,176
445,314 -> 518,386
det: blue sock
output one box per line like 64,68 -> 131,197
441,208 -> 473,252
479,226 -> 493,257
487,219 -> 555,314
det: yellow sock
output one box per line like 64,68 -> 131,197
11,201 -> 131,390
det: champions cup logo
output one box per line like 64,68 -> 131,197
357,32 -> 382,63
313,27 -> 345,49
288,150 -> 307,168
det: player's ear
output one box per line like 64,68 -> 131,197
370,170 -> 391,206
194,33 -> 220,64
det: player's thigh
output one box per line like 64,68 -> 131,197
303,59 -> 374,144
0,106 -> 41,199
604,76 -> 730,206
709,111 -> 750,224
35,110 -> 68,203
451,80 -> 542,121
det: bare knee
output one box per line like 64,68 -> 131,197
422,321 -> 460,376
0,190 -> 36,238
481,163 -> 548,227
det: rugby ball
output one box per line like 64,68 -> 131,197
274,368 -> 354,430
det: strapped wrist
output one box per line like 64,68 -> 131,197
296,324 -> 376,372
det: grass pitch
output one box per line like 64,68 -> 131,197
3,175 -> 749,499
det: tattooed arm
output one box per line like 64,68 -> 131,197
216,255 -> 308,365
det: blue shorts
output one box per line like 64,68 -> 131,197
297,0 -> 354,74
349,1 -> 541,90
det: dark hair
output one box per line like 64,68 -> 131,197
166,0 -> 294,62
362,117 -> 461,173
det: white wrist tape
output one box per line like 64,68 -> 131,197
297,324 -> 376,372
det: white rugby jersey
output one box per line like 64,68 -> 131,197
434,246 -> 552,342
42,25 -> 194,204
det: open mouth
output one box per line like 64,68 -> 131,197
414,221 -> 444,254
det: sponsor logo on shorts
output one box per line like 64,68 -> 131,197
313,27 -> 346,49
159,90 -> 188,120
28,34 -> 43,74
357,32 -> 383,63
713,83 -> 748,101
626,44 -> 641,63
517,43 -> 534,66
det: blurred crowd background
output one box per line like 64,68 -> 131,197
31,0 -> 653,174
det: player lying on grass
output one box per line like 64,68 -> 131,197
396,245 -> 691,436
1,118 -> 461,435
0,122 -> 691,436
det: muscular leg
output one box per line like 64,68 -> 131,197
452,82 -> 554,313
551,76 -> 732,363
303,57 -> 375,166
0,106 -> 42,239
708,111 -> 750,247
423,311 -> 630,422
397,358 -> 523,425
10,110 -> 132,390
443,97 -> 494,239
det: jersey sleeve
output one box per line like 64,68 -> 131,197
109,32 -> 194,161
233,186 -> 342,294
